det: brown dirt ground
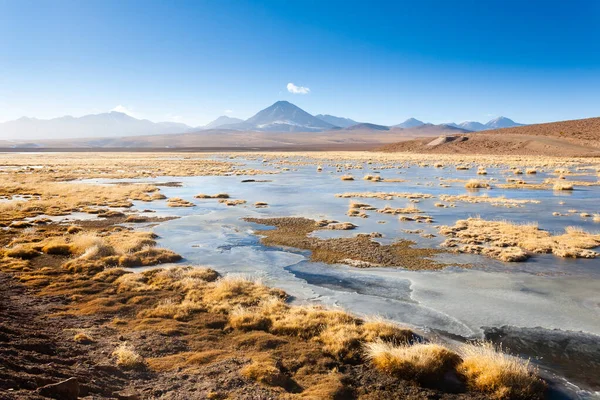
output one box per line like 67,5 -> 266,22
379,117 -> 600,157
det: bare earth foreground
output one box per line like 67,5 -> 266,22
3,151 -> 596,399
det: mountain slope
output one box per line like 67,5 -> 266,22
315,114 -> 358,128
485,116 -> 525,129
446,117 -> 524,132
0,112 -> 191,140
394,118 -> 425,128
203,116 -> 244,129
379,117 -> 600,156
345,123 -> 389,131
240,100 -> 336,132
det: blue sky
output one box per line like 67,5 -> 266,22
1,0 -> 599,126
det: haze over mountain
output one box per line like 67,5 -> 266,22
0,112 -> 192,140
202,116 -> 244,129
315,114 -> 358,128
0,100 -> 529,141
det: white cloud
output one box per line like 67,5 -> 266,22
287,82 -> 310,94
110,105 -> 138,118
224,109 -> 233,114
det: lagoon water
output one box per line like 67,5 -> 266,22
85,156 -> 600,396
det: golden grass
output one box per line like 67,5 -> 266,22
439,217 -> 600,260
553,182 -> 573,191
270,305 -> 357,338
218,199 -> 247,206
363,174 -> 382,182
73,332 -> 94,344
195,193 -> 230,199
340,175 -> 355,181
4,244 -> 40,260
336,192 -> 434,200
377,205 -> 421,214
458,342 -> 545,399
464,179 -> 491,189
166,197 -> 195,207
438,194 -> 539,208
241,358 -> 290,388
365,341 -> 460,382
112,343 -> 147,369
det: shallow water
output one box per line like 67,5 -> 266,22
84,156 -> 600,396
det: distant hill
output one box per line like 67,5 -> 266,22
452,121 -> 486,131
0,112 -> 192,140
315,114 -> 357,128
379,117 -> 600,156
345,123 -> 389,131
447,116 -> 524,132
394,118 -> 425,128
203,116 -> 244,129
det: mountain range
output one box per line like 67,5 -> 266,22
0,100 -> 526,140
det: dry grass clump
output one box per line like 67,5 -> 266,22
148,266 -> 219,291
439,217 -> 600,261
5,244 -> 40,260
228,305 -> 273,331
361,317 -> 414,343
377,205 -> 421,214
526,168 -> 537,174
73,332 -> 94,344
319,323 -> 363,361
124,215 -> 149,223
340,175 -> 355,181
118,247 -> 182,268
324,222 -> 357,230
66,225 -> 82,234
363,174 -> 382,182
167,197 -> 195,207
112,343 -> 147,369
254,202 -> 268,208
218,199 -> 247,206
138,298 -> 204,321
458,342 -> 545,399
594,214 -> 600,223
202,275 -> 282,312
477,167 -> 487,175
464,179 -> 491,189
347,209 -> 368,218
241,358 -> 291,389
114,272 -> 153,293
365,341 -> 461,382
336,192 -> 433,200
552,182 -> 573,191
195,193 -> 230,199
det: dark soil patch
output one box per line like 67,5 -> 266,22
245,217 -> 458,270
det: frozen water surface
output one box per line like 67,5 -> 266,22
83,157 -> 600,337
83,156 -> 600,393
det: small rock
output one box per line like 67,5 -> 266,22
38,377 -> 79,400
